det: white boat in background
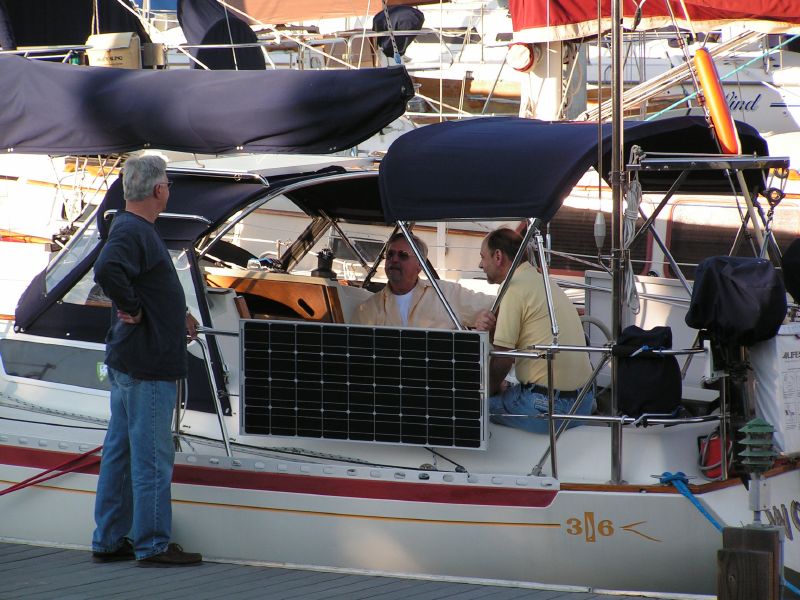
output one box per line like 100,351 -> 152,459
0,36 -> 799,594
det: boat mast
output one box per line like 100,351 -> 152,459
609,0 -> 624,484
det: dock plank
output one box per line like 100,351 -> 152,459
0,540 -> 734,600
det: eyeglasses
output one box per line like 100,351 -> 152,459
385,249 -> 412,261
157,180 -> 173,190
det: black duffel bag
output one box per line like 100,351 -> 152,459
685,256 -> 786,346
613,325 -> 682,417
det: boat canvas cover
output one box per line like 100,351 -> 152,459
510,0 -> 800,42
0,55 -> 413,154
378,116 -> 768,222
178,0 -> 266,70
14,173 -> 270,335
0,0 -> 151,48
0,0 -> 15,50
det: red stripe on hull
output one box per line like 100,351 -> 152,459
2,445 -> 558,508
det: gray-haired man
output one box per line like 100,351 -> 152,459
91,155 -> 202,567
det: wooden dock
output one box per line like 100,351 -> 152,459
1,540 -> 690,600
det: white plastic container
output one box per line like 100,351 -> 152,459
750,321 -> 800,455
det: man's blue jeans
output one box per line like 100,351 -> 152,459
92,368 -> 177,560
489,383 -> 594,434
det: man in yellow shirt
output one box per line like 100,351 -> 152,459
353,232 -> 493,329
475,227 -> 593,433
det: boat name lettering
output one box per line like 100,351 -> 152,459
764,500 -> 800,541
783,351 -> 800,360
566,512 -> 614,542
725,91 -> 761,112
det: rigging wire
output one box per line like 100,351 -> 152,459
221,3 -> 239,70
380,0 -> 401,64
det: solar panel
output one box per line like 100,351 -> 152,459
241,320 -> 488,448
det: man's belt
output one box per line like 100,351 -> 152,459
521,383 -> 580,400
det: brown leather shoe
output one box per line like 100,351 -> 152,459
137,543 -> 202,567
92,539 -> 135,563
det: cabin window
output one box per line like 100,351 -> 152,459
664,199 -> 800,280
60,249 -> 199,316
62,269 -> 110,307
546,206 -> 650,276
173,249 -> 200,317
0,338 -> 110,391
329,235 -> 384,263
44,217 -> 101,294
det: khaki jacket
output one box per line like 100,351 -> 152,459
352,279 -> 493,329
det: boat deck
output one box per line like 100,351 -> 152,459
0,540 -> 687,600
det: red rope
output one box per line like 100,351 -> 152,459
0,445 -> 103,496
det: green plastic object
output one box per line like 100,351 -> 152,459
738,418 -> 777,473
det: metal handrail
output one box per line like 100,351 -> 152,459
512,413 -> 720,426
188,336 -> 232,457
397,221 -> 464,330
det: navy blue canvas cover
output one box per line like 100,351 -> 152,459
379,116 -> 769,223
178,0 -> 266,70
2,0 -> 150,47
686,256 -> 786,346
0,55 -> 412,154
373,6 -> 425,58
0,0 -> 16,50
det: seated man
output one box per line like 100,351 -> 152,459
474,227 -> 593,434
352,232 -> 493,329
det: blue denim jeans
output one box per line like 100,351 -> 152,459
489,383 -> 594,434
92,368 -> 177,560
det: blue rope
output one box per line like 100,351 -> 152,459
659,471 -> 724,532
786,579 -> 800,597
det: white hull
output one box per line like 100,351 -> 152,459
2,397 -> 798,596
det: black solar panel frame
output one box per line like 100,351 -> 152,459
240,320 -> 489,449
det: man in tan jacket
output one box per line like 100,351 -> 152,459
352,232 -> 494,329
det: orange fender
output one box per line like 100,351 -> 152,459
694,48 -> 741,155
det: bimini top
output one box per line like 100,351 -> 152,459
379,116 -> 770,223
0,55 -> 413,155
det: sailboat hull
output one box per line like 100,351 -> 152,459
2,428 -> 798,595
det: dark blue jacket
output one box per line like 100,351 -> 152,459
94,211 -> 188,380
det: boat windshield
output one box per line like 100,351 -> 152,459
44,210 -> 102,294
61,248 -> 199,316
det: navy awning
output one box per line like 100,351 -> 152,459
96,172 -> 270,242
0,55 -> 413,154
379,116 -> 769,223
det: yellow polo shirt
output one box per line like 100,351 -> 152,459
493,263 -> 591,390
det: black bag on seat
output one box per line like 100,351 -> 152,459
613,325 -> 682,417
685,256 -> 786,346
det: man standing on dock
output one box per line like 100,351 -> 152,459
91,155 -> 202,567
